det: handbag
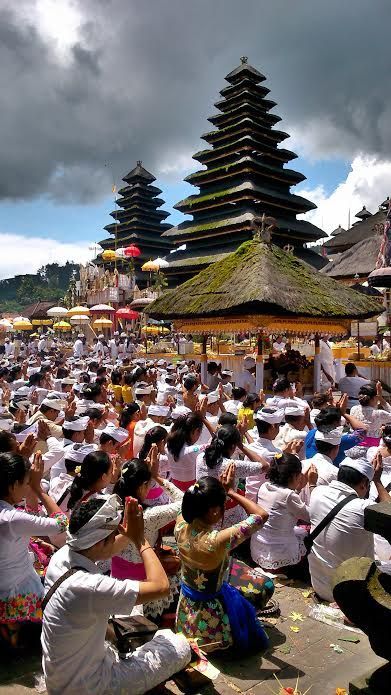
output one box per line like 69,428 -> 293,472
42,567 -> 158,657
304,493 -> 356,554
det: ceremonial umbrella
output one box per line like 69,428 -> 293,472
0,319 -> 13,329
47,306 -> 69,317
53,321 -> 72,332
68,305 -> 91,317
70,314 -> 90,325
124,244 -> 141,258
90,304 -> 115,313
92,318 -> 113,328
142,260 -> 160,272
116,308 -> 140,321
32,319 -> 53,326
153,257 -> 169,268
13,320 -> 33,331
102,249 -> 118,262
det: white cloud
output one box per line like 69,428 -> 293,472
0,232 -> 92,280
33,0 -> 83,61
299,156 -> 391,235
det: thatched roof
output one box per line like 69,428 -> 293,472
147,239 -> 379,321
322,236 -> 380,279
323,209 -> 385,252
23,301 -> 57,320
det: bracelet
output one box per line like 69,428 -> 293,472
140,546 -> 153,555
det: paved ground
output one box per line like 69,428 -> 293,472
0,580 -> 384,695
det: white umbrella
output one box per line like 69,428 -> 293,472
70,314 -> 90,325
47,306 -> 69,317
90,304 -> 115,313
153,257 -> 169,268
0,319 -> 13,328
13,316 -> 29,323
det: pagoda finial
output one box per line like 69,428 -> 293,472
240,56 -> 248,65
252,214 -> 277,243
137,160 -> 142,166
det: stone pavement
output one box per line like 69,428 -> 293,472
0,582 -> 384,695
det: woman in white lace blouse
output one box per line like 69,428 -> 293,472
112,447 -> 183,617
350,382 -> 391,445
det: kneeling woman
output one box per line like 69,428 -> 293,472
175,466 -> 272,653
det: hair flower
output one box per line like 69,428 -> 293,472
75,465 -> 81,475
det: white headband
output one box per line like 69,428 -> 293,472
254,408 -> 285,424
101,423 -> 129,443
0,419 -> 14,432
285,406 -> 306,417
41,397 -> 67,411
63,416 -> 90,432
64,443 -> 96,464
14,423 -> 38,442
315,426 -> 343,446
207,390 -> 220,404
171,405 -> 192,420
340,457 -> 374,481
148,404 -> 170,417
66,494 -> 123,551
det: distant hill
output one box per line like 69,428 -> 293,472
0,262 -> 79,314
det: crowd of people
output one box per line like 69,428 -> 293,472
1,331 -> 391,694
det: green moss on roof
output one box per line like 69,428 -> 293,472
164,214 -> 253,237
178,187 -> 237,208
148,239 -> 380,320
167,252 -> 229,268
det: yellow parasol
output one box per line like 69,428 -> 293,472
32,319 -> 53,326
102,249 -> 118,262
13,320 -> 33,331
68,305 -> 91,317
92,318 -> 113,328
141,325 -> 170,334
53,320 -> 72,331
142,260 -> 160,272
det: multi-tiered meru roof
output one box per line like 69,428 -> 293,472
99,161 -> 173,285
163,58 -> 325,285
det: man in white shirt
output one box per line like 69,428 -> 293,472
42,496 -> 190,694
4,337 -> 14,358
320,336 -> 335,388
245,407 -> 285,501
224,386 -> 247,416
38,335 -> 48,354
308,455 -> 391,602
73,334 -> 85,359
236,356 -> 256,393
274,405 -> 309,455
338,362 -> 370,409
272,335 -> 286,353
108,331 -> 120,361
266,377 -> 309,412
220,370 -> 233,398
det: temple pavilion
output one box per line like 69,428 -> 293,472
162,57 -> 326,286
98,162 -> 173,286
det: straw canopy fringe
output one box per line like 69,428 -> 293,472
147,239 -> 380,321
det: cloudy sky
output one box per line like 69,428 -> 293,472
0,0 -> 390,278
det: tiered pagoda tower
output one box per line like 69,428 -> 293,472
99,162 -> 173,286
163,58 -> 325,285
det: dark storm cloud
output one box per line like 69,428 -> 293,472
0,0 -> 390,203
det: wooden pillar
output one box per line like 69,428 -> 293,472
314,333 -> 321,393
256,332 -> 264,391
200,334 -> 208,383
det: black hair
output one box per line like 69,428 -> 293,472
207,362 -> 218,373
314,407 -> 341,430
345,363 -> 357,376
285,413 -> 304,426
113,459 -> 151,504
99,432 -> 116,446
89,361 -> 99,371
67,451 -> 111,510
0,452 -> 31,498
232,386 -> 246,400
218,412 -> 237,427
338,465 -> 368,488
267,452 -> 302,487
119,403 -> 140,428
166,412 -> 203,461
0,431 -> 17,454
40,403 -> 55,415
311,392 -> 329,409
57,367 -> 69,380
358,383 -> 377,407
81,383 -> 102,402
316,440 -> 338,457
139,426 -> 168,462
243,392 -> 261,409
254,409 -> 279,436
62,416 -> 83,441
273,377 -> 291,394
68,498 -> 106,535
123,372 -> 135,386
110,369 -> 123,386
96,366 -> 107,377
181,476 -> 226,523
204,426 -> 241,470
79,372 -> 90,384
28,371 -> 45,387
83,407 -> 105,423
382,424 -> 391,451
183,374 -> 198,391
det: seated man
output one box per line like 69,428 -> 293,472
338,362 -> 370,409
245,407 -> 285,501
274,405 -> 309,458
305,405 -> 366,467
308,455 -> 391,602
42,496 -> 190,695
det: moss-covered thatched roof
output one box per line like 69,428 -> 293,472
147,239 -> 380,321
